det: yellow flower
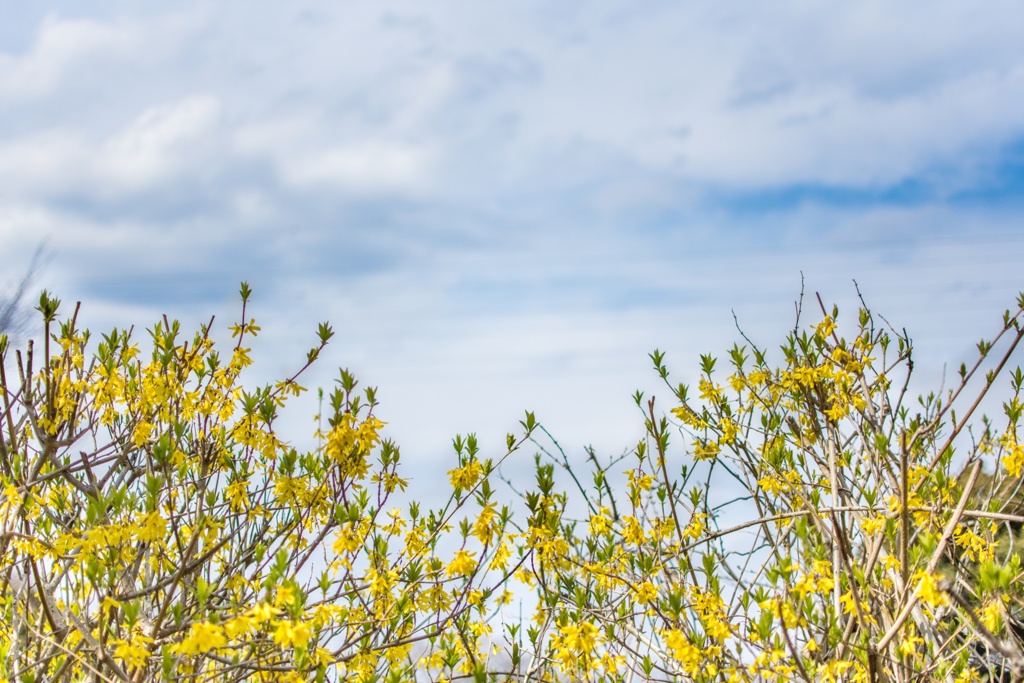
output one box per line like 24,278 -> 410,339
113,633 -> 153,669
446,549 -> 478,578
671,405 -> 706,428
683,513 -> 707,541
273,619 -> 313,649
898,634 -> 924,657
588,507 -> 612,536
132,421 -> 153,447
550,620 -> 602,672
954,523 -> 995,562
225,480 -> 249,512
471,502 -> 497,544
882,554 -> 901,572
422,582 -> 453,612
747,369 -> 770,386
719,417 -> 738,444
758,475 -> 788,497
912,570 -> 948,607
563,620 -> 599,652
693,439 -> 720,461
223,614 -> 255,639
981,600 -> 1004,633
862,513 -> 885,536
698,378 -> 723,402
663,629 -> 702,675
136,511 -> 166,542
275,585 -> 297,607
356,415 -> 385,452
635,580 -> 659,604
815,316 -> 837,338
248,602 -> 281,624
491,539 -> 511,571
825,397 -> 848,421
333,523 -> 364,554
367,567 -> 398,594
1002,431 -> 1024,476
621,515 -> 645,546
174,622 -> 227,655
448,460 -> 484,490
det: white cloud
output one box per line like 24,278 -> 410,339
4,3 -> 1023,211
0,13 -> 144,101
681,66 -> 1024,188
328,2 -> 1024,194
232,112 -> 435,194
0,96 -> 221,199
99,96 -> 222,190
279,142 -> 431,193
0,129 -> 88,195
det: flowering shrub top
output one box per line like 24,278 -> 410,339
5,283 -> 1024,683
0,285 -> 531,683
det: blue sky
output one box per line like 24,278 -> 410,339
1,2 -> 1023,475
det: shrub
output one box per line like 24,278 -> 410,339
512,289 -> 1024,682
5,283 -> 1024,683
0,285 -> 531,682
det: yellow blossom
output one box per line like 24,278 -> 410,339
273,619 -> 313,649
448,460 -> 484,490
446,549 -> 478,578
913,570 -> 947,607
174,622 -> 227,655
635,580 -> 659,604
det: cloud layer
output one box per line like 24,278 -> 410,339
1,2 -> 1023,466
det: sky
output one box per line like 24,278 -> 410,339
1,2 -> 1024,489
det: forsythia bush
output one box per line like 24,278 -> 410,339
4,283 -> 1024,683
0,285 -> 532,683
512,290 -> 1024,683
